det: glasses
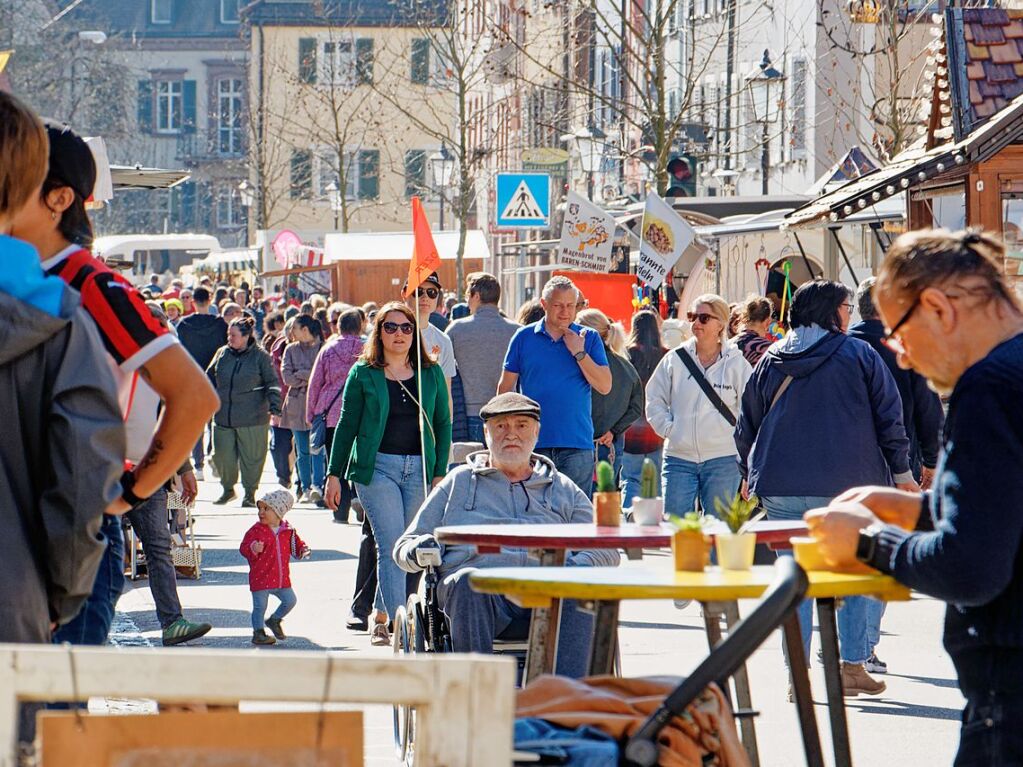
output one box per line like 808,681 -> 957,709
416,287 -> 439,299
881,295 -> 921,355
576,300 -> 589,310
842,303 -> 854,312
382,321 -> 414,335
686,312 -> 716,325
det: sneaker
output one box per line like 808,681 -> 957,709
241,495 -> 257,507
252,629 -> 276,646
213,490 -> 236,505
162,618 -> 213,646
265,617 -> 286,641
308,488 -> 323,504
299,491 -> 310,504
370,622 -> 390,646
278,478 -> 292,489
841,662 -> 886,697
346,613 -> 369,631
194,468 -> 205,482
865,652 -> 888,675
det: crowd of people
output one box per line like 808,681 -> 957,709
3,89 -> 1023,765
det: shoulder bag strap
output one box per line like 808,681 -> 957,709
767,374 -> 794,414
675,348 -> 736,428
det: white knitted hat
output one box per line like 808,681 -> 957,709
257,489 -> 295,521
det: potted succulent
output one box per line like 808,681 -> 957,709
712,492 -> 765,571
667,512 -> 710,572
631,458 -> 664,526
592,460 -> 621,527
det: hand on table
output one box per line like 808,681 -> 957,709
804,503 -> 879,571
831,485 -> 921,530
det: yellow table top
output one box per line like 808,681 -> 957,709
468,565 -> 911,608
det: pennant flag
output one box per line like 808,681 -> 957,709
0,51 -> 11,74
556,191 -> 616,272
636,193 -> 696,290
404,196 -> 442,297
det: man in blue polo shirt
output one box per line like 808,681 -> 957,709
499,275 -> 611,496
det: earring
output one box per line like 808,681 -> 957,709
51,211 -> 58,221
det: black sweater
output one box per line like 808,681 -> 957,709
870,333 -> 1023,695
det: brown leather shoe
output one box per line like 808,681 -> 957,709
841,662 -> 886,696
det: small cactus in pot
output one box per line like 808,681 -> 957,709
593,460 -> 621,527
712,492 -> 765,571
668,512 -> 710,571
631,458 -> 664,525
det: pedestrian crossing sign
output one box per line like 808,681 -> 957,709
496,172 -> 551,228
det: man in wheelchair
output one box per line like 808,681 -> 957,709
394,393 -> 619,677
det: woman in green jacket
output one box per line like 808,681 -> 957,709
207,316 -> 282,506
325,302 -> 451,645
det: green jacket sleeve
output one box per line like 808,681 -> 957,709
328,364 -> 364,478
431,364 -> 452,477
260,349 -> 283,416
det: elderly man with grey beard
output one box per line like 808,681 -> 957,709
393,393 -> 619,677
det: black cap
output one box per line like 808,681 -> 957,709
402,272 -> 442,292
43,119 -> 96,201
479,393 -> 541,422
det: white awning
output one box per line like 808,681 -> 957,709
193,248 -> 260,273
324,230 -> 492,262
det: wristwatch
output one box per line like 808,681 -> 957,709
119,470 -> 148,508
855,523 -> 886,568
573,350 -> 587,361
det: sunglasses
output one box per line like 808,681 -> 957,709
416,287 -> 439,299
382,321 -> 414,335
686,312 -> 716,325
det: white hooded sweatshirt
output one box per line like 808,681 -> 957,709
645,337 -> 753,463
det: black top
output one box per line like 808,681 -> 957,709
870,332 -> 1023,696
377,376 -> 422,455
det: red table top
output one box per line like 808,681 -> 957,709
433,520 -> 807,552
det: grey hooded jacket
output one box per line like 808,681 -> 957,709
394,451 -> 620,578
0,289 -> 123,642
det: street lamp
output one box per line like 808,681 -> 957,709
745,49 -> 785,195
429,142 -> 455,230
560,125 -> 607,201
238,180 -> 254,245
324,180 -> 342,231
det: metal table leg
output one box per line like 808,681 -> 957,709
524,549 -> 566,683
817,598 -> 852,767
702,601 -> 760,767
783,614 -> 825,767
586,600 -> 620,675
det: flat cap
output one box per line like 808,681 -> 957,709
479,393 -> 541,421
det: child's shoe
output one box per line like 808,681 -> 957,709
252,629 -> 276,646
266,617 -> 287,640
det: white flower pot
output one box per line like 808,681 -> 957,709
631,498 -> 664,526
715,532 -> 756,571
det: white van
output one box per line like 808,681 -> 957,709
93,234 -> 222,284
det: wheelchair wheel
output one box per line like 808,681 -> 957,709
392,605 -> 412,763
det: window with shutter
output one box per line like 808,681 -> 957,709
410,38 -> 430,84
404,150 -> 426,198
182,80 -> 197,134
291,150 -> 313,199
299,38 -> 317,84
356,38 -> 374,84
151,0 -> 172,24
156,80 -> 183,133
790,58 -> 807,159
358,149 -> 379,199
137,80 -> 154,133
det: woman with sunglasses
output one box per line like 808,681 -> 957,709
646,294 -> 753,519
325,302 -> 451,645
734,279 -> 916,697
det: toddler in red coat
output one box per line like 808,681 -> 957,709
240,489 -> 310,645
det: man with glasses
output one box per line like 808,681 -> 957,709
499,275 -> 611,496
403,271 -> 456,401
808,229 -> 1023,765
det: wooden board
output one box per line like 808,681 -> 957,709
39,710 -> 363,767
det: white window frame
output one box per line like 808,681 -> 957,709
220,0 -> 240,24
320,38 -> 356,87
316,148 -> 362,201
217,77 -> 243,155
155,79 -> 183,134
216,187 -> 243,228
151,0 -> 172,24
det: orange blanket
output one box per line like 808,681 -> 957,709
516,675 -> 750,767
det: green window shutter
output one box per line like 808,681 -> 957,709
358,149 -> 379,200
356,38 -> 374,84
137,80 -> 154,132
404,150 -> 425,199
299,37 -> 317,84
410,38 -> 429,84
182,80 -> 197,133
180,180 -> 196,228
290,149 -> 313,199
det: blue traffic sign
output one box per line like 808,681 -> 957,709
496,172 -> 551,228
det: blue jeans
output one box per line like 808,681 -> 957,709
293,428 -> 325,492
621,448 -> 662,509
537,447 -> 594,499
125,489 -> 182,629
467,415 -> 486,444
355,454 -> 426,618
54,514 -> 125,645
662,454 -> 740,519
761,495 -> 871,664
251,587 -> 297,631
865,597 -> 885,650
439,568 -> 594,679
956,692 -> 1023,766
269,426 -> 293,486
595,435 -> 624,495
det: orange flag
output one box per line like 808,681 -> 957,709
404,196 -> 442,297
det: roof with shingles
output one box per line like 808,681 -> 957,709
245,0 -> 447,26
51,0 -> 245,38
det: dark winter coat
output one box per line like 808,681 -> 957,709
207,342 -> 282,428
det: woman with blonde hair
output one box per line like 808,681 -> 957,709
646,293 -> 752,517
577,309 -> 643,494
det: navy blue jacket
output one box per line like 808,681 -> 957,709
735,330 -> 911,497
849,319 -> 944,472
869,333 -> 1023,696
